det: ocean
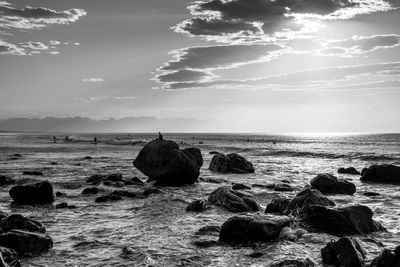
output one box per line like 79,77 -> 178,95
0,132 -> 399,266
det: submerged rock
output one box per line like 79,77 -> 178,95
133,139 -> 203,185
370,245 -> 400,267
266,183 -> 294,192
285,189 -> 335,215
310,173 -> 356,195
231,183 -> 251,190
219,214 -> 292,243
195,226 -> 220,236
0,230 -> 53,255
321,237 -> 366,267
208,186 -> 261,212
304,205 -> 385,235
0,246 -> 20,267
209,153 -> 254,174
81,187 -> 100,195
0,214 -> 45,233
9,181 -> 54,205
186,199 -> 210,212
361,164 -> 400,184
338,167 -> 361,175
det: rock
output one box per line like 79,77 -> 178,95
227,153 -> 254,174
269,258 -> 316,267
209,154 -> 230,173
22,171 -> 43,176
0,214 -> 45,233
112,190 -> 136,198
338,167 -> 361,175
252,184 -> 266,188
370,245 -> 400,267
102,181 -> 124,187
9,181 -> 54,205
0,176 -> 14,187
279,227 -> 308,241
55,203 -> 68,209
50,162 -> 58,165
186,199 -> 210,212
81,187 -> 100,195
0,246 -> 20,267
143,188 -> 163,197
55,191 -> 66,197
208,186 -> 261,212
95,192 -> 123,203
67,205 -> 78,209
247,252 -> 264,258
193,239 -> 218,248
310,173 -> 356,195
195,226 -> 220,236
127,177 -> 144,186
209,151 -> 220,155
285,189 -> 335,215
133,139 -> 203,185
321,237 -> 366,267
265,195 -> 291,215
361,164 -> 400,184
231,183 -> 251,190
105,173 -> 123,182
363,191 -> 380,197
361,168 -> 368,176
0,230 -> 53,255
86,174 -> 104,185
219,214 -> 292,243
304,205 -> 386,235
201,177 -> 228,184
267,183 -> 294,192
83,156 -> 92,160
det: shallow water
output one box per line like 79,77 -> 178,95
0,132 -> 399,266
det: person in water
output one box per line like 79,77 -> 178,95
94,137 -> 98,144
53,136 -> 56,143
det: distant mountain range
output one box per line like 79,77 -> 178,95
0,116 -> 224,133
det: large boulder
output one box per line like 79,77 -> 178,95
219,214 -> 292,243
209,153 -> 254,174
321,237 -> 366,267
285,189 -> 335,215
0,230 -> 53,255
304,205 -> 385,235
370,245 -> 400,267
338,167 -> 361,175
133,139 -> 203,185
0,246 -> 20,267
310,173 -> 356,195
361,164 -> 400,184
9,181 -> 54,205
0,214 -> 45,233
208,187 -> 261,212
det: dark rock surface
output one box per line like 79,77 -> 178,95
81,187 -> 100,195
133,139 -> 203,185
195,226 -> 220,236
231,183 -> 251,190
0,214 -> 45,233
321,237 -> 366,267
269,258 -> 316,267
143,188 -> 163,197
208,186 -> 261,212
285,189 -> 335,215
0,246 -> 20,267
370,245 -> 400,267
0,175 -> 14,187
186,199 -> 210,212
219,214 -> 292,243
265,195 -> 291,215
22,171 -> 43,176
209,153 -> 254,174
361,164 -> 400,184
0,230 -> 53,255
208,154 -> 230,173
310,173 -> 356,195
338,167 -> 361,175
9,181 -> 54,205
266,183 -> 294,192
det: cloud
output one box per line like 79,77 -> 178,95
0,40 -> 25,55
82,78 -> 104,82
75,96 -> 137,101
156,69 -> 216,83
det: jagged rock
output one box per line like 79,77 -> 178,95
310,173 -> 356,195
370,245 -> 400,267
0,214 -> 45,233
0,230 -> 53,255
265,195 -> 291,215
186,199 -> 210,212
9,181 -> 54,205
285,189 -> 335,214
361,164 -> 400,184
338,167 -> 361,175
321,237 -> 366,267
208,186 -> 261,212
0,246 -> 20,267
304,205 -> 386,235
219,214 -> 292,243
231,183 -> 251,190
133,139 -> 203,185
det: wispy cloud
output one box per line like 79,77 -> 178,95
82,78 -> 104,83
75,96 -> 137,101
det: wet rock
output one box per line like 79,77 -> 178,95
55,203 -> 68,209
143,188 -> 163,197
208,186 -> 261,212
67,205 -> 77,209
83,156 -> 92,160
133,139 -> 203,185
193,239 -> 219,248
363,191 -> 380,197
232,183 -> 251,190
0,246 -> 20,267
200,177 -> 228,184
22,171 -> 43,176
267,183 -> 294,192
86,174 -> 104,185
209,154 -> 230,173
81,187 -> 100,195
269,258 -> 316,267
361,164 -> 400,184
285,189 -> 335,215
338,167 -> 361,175
265,195 -> 291,215
321,237 -> 366,267
310,173 -> 356,195
9,181 -> 54,205
112,190 -> 136,198
209,151 -> 220,155
95,192 -> 123,203
102,181 -> 124,188
186,199 -> 210,212
0,214 -> 45,234
247,252 -> 264,258
252,184 -> 267,188
127,177 -> 144,186
227,153 -> 254,174
105,173 -> 123,182
55,191 -> 66,197
0,230 -> 53,255
370,245 -> 400,267
219,214 -> 292,243
304,204 -> 386,235
0,175 -> 14,187
195,226 -> 220,236
50,162 -> 58,165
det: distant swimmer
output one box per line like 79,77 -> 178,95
53,136 -> 56,143
94,137 -> 98,144
273,140 -> 277,145
158,132 -> 163,140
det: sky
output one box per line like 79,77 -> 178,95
0,0 -> 399,133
